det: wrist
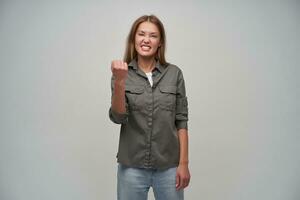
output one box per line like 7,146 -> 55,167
114,79 -> 126,86
179,161 -> 189,166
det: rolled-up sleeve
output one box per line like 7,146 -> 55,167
175,69 -> 189,130
108,76 -> 129,124
109,107 -> 128,124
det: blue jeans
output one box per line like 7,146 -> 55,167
117,164 -> 184,200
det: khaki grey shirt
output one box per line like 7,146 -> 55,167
109,59 -> 188,169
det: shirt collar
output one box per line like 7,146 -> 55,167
128,58 -> 165,73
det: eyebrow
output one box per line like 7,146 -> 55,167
138,30 -> 159,35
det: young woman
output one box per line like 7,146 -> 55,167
109,15 -> 190,200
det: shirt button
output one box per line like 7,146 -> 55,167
148,122 -> 152,126
145,163 -> 151,167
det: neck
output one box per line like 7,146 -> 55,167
137,56 -> 156,73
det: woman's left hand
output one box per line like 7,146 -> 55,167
176,163 -> 191,190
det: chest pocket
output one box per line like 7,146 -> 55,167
125,85 -> 145,111
158,85 -> 177,111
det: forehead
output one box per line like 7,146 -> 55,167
136,21 -> 160,34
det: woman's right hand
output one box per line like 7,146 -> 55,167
111,60 -> 128,82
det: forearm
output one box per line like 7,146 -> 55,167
177,128 -> 189,165
111,80 -> 126,114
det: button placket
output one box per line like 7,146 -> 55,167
144,80 -> 154,168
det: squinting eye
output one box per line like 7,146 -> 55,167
151,35 -> 158,38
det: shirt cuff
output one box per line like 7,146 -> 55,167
109,107 -> 128,124
175,120 -> 188,130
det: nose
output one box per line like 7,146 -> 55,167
143,35 -> 150,43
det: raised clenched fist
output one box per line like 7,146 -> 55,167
111,60 -> 128,81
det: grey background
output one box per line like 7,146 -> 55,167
1,0 -> 299,200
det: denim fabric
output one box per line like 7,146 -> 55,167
117,164 -> 184,200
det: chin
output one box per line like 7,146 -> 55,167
137,51 -> 155,58
139,54 -> 156,59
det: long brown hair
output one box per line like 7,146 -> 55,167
123,15 -> 167,65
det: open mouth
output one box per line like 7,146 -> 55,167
141,45 -> 151,51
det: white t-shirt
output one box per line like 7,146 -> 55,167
145,72 -> 153,87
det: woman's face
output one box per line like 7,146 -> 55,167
135,21 -> 161,59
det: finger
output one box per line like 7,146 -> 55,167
121,61 -> 127,71
120,61 -> 126,70
111,60 -> 119,70
113,60 -> 123,72
124,62 -> 128,70
116,60 -> 122,69
178,176 -> 184,190
175,174 -> 180,190
182,179 -> 189,188
183,177 -> 190,188
186,179 -> 190,187
179,178 -> 186,189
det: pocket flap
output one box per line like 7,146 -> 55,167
125,85 -> 144,94
159,85 -> 177,94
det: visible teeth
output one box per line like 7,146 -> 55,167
141,46 -> 150,50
